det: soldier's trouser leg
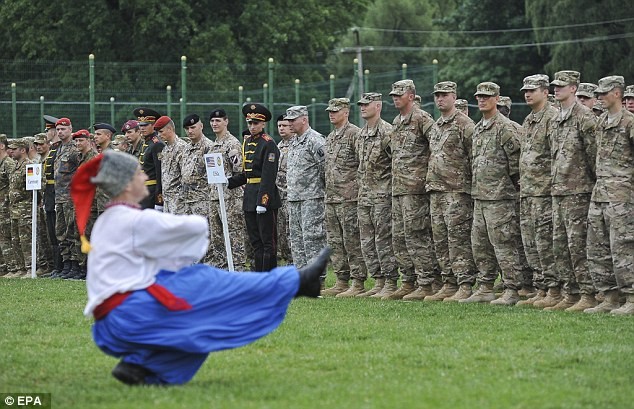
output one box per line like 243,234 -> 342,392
392,195 -> 415,282
227,197 -> 247,271
56,202 -> 79,263
326,202 -> 366,281
431,192 -> 477,286
515,200 -> 533,288
472,200 -> 523,290
553,194 -> 594,295
16,213 -> 32,271
373,201 -> 398,280
209,202 -> 226,268
403,194 -> 438,286
298,199 -> 327,269
358,205 -> 381,279
0,209 -> 16,273
37,207 -> 51,268
288,201 -> 307,267
10,218 -> 26,271
520,196 -> 557,289
140,185 -> 156,210
326,203 -> 351,281
277,199 -> 292,263
244,210 -> 277,272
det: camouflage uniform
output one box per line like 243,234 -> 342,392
276,137 -> 292,263
178,136 -> 214,260
161,137 -> 187,214
356,117 -> 398,280
550,100 -> 598,295
391,105 -> 440,286
54,140 -> 82,265
209,132 -> 246,270
587,103 -> 634,295
287,127 -> 327,268
325,120 -> 366,281
471,110 -> 524,290
0,153 -> 16,274
32,147 -> 52,273
519,87 -> 559,290
427,109 -> 477,286
9,154 -> 33,272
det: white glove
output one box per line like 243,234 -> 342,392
256,206 -> 267,214
154,205 -> 164,212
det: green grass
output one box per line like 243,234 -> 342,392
1,277 -> 633,409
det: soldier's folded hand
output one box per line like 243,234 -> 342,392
256,206 -> 266,214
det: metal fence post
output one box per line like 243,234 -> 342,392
263,83 -> 268,106
11,83 -> 17,138
89,54 -> 95,128
181,56 -> 187,125
329,74 -> 335,100
238,85 -> 244,137
268,58 -> 274,135
402,63 -> 407,80
294,79 -> 300,105
166,85 -> 172,118
364,69 -> 370,94
432,59 -> 439,118
39,96 -> 45,131
311,97 -> 316,127
110,97 -> 115,125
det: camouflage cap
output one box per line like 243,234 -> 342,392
284,105 -> 308,120
474,82 -> 500,97
325,98 -> 350,112
7,138 -> 27,149
592,100 -> 605,113
357,92 -> 382,104
595,75 -> 625,94
625,85 -> 634,98
23,136 -> 35,145
455,99 -> 468,110
551,70 -> 580,86
575,83 -> 598,98
432,81 -> 457,94
33,133 -> 47,144
389,79 -> 416,96
520,74 -> 550,91
496,96 -> 512,108
0,134 -> 7,146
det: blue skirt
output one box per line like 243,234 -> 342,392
92,264 -> 300,384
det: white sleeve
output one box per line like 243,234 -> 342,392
133,210 -> 209,261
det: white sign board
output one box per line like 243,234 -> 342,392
25,164 -> 42,191
204,153 -> 228,184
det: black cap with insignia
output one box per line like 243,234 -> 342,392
183,114 -> 201,128
208,109 -> 227,121
242,103 -> 272,122
93,123 -> 116,134
133,107 -> 161,125
43,115 -> 60,131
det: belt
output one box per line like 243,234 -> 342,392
145,179 -> 157,186
247,177 -> 261,184
46,180 -> 55,185
93,283 -> 192,320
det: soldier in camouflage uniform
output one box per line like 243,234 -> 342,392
535,71 -> 598,310
32,133 -> 52,275
514,75 -> 560,307
624,85 -> 634,114
285,105 -> 327,270
585,76 -> 634,314
54,118 -> 83,278
123,120 -> 143,158
354,92 -> 398,297
0,134 -> 16,276
575,83 -> 598,110
321,98 -> 367,297
424,81 -> 477,302
154,116 -> 186,214
460,82 -> 524,306
455,99 -> 469,117
275,115 -> 293,264
207,110 -> 246,270
383,80 -> 440,300
7,139 -> 33,277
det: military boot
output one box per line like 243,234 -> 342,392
402,285 -> 435,301
296,248 -> 331,298
443,284 -> 473,302
518,286 -> 537,299
384,281 -> 416,300
517,289 -> 546,306
544,292 -> 580,311
565,294 -> 597,312
321,279 -> 350,296
337,279 -> 366,298
425,283 -> 458,301
54,261 -> 71,279
356,278 -> 385,298
459,283 -> 495,303
610,294 -> 634,315
490,288 -> 520,306
533,287 -> 562,309
373,279 -> 398,299
493,280 -> 504,294
584,290 -> 620,314
64,261 -> 82,280
42,245 -> 63,278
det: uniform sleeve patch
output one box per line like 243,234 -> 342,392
268,153 -> 276,162
317,147 -> 325,157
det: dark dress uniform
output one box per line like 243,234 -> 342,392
43,140 -> 61,274
228,104 -> 281,272
133,108 -> 165,210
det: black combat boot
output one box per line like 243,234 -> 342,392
112,361 -> 153,385
296,248 -> 331,298
54,260 -> 71,279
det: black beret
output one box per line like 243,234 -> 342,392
276,114 -> 286,123
93,123 -> 116,133
209,109 -> 227,120
183,114 -> 201,128
242,103 -> 272,122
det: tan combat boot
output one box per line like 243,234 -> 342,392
336,279 -> 366,298
424,283 -> 458,301
384,281 -> 416,300
357,278 -> 385,298
493,280 -> 504,294
518,286 -> 537,299
584,290 -> 620,313
490,288 -> 520,306
459,283 -> 495,303
533,287 -> 563,309
402,285 -> 435,301
517,289 -> 546,306
544,293 -> 580,311
372,279 -> 398,298
443,284 -> 472,302
321,279 -> 350,296
565,294 -> 597,312
610,294 -> 634,315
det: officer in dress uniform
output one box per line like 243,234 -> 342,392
227,103 -> 281,272
132,108 -> 165,210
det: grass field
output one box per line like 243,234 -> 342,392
1,277 -> 633,409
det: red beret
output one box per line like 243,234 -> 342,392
72,129 -> 91,139
121,120 -> 139,132
56,117 -> 72,127
153,116 -> 172,131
